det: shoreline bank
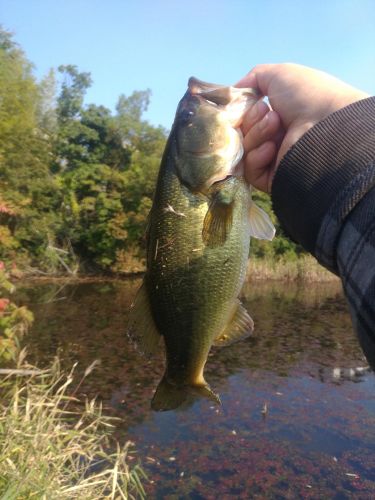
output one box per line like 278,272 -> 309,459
13,256 -> 338,285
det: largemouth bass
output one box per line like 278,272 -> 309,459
128,78 -> 275,411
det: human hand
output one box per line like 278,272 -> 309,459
236,63 -> 369,193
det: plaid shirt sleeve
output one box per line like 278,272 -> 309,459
271,97 -> 375,368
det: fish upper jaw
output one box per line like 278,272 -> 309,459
188,77 -> 258,103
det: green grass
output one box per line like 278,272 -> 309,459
0,351 -> 146,499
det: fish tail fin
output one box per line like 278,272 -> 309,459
151,377 -> 221,412
190,384 -> 221,406
151,377 -> 188,411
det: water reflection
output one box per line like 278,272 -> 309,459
19,278 -> 375,498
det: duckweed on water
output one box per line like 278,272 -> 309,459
0,352 -> 146,499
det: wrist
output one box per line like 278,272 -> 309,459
329,89 -> 369,116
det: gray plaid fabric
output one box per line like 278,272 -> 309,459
317,176 -> 375,368
272,97 -> 375,369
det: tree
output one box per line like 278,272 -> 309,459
55,91 -> 166,270
56,65 -> 92,122
37,68 -> 58,135
0,27 -> 60,268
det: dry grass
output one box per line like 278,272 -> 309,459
247,255 -> 339,282
113,253 -> 338,282
0,351 -> 146,499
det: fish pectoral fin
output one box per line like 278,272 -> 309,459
214,300 -> 254,347
248,202 -> 276,240
202,198 -> 234,247
126,280 -> 161,357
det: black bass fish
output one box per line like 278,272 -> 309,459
128,78 -> 275,411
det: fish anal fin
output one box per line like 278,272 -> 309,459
214,300 -> 254,347
249,202 -> 276,241
127,280 -> 161,357
202,198 -> 234,247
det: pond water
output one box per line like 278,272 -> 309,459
18,278 -> 375,499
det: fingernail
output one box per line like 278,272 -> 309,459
258,113 -> 269,131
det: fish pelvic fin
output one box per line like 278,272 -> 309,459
214,299 -> 254,347
127,280 -> 161,357
151,377 -> 221,412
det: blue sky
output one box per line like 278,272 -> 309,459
1,0 -> 374,129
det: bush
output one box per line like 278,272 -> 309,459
0,261 -> 33,362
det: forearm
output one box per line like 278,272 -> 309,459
271,96 -> 375,365
335,186 -> 375,367
271,96 -> 375,262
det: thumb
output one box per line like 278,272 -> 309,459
235,64 -> 277,97
235,70 -> 257,89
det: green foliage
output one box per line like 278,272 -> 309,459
0,27 -> 62,271
0,28 -> 166,273
60,163 -> 129,267
57,64 -> 92,121
0,32 -> 49,190
0,27 -> 304,275
250,190 -> 304,261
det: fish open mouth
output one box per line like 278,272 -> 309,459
187,77 -> 259,129
188,76 -> 259,107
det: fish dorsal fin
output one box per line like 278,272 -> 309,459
249,202 -> 276,240
202,198 -> 234,247
127,280 -> 161,357
214,299 -> 254,347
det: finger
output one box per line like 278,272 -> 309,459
243,110 -> 281,152
244,141 -> 277,193
241,100 -> 270,136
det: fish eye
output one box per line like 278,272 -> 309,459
179,108 -> 195,125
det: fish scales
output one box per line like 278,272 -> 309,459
147,163 -> 252,385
